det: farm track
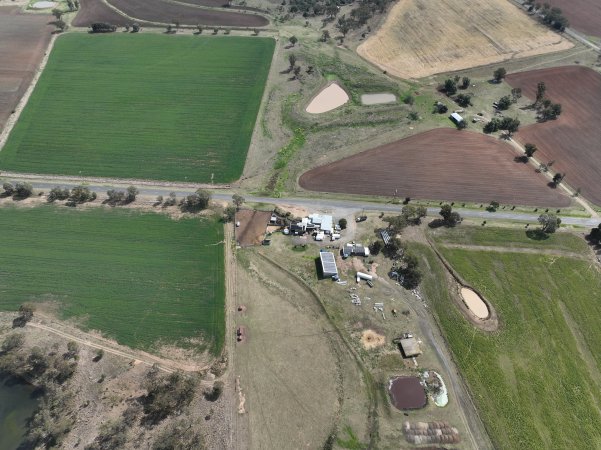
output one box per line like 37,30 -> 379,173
26,321 -> 207,373
507,66 -> 601,206
299,128 -> 571,207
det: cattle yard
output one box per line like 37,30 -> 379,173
299,128 -> 571,207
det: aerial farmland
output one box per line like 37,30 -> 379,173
0,34 -> 274,183
1,0 -> 601,447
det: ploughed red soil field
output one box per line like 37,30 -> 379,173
507,66 -> 601,205
538,0 -> 601,37
299,128 -> 570,207
73,0 -> 141,27
0,7 -> 52,132
104,0 -> 269,27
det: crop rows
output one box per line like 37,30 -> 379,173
0,206 -> 225,354
0,34 -> 275,183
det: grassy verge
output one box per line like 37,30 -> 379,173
416,240 -> 601,449
429,226 -> 589,253
0,34 -> 274,183
0,206 -> 225,354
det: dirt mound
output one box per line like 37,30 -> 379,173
360,329 -> 385,349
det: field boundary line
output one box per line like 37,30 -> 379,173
25,320 -> 209,373
0,33 -> 58,151
436,243 -> 589,260
0,171 -> 231,190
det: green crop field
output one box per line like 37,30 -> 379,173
429,226 -> 589,253
0,34 -> 274,183
416,236 -> 601,449
0,206 -> 225,354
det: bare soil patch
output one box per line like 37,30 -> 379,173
357,0 -> 572,79
235,209 -> 271,247
299,128 -> 570,207
306,82 -> 349,114
540,0 -> 601,37
507,66 -> 601,205
72,0 -> 138,27
360,329 -> 385,349
106,0 -> 269,27
0,6 -> 52,133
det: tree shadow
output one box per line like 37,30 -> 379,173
526,229 -> 549,241
428,218 -> 445,229
514,155 -> 528,163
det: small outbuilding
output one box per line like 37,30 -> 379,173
450,112 -> 464,125
319,251 -> 338,279
342,243 -> 370,258
399,337 -> 422,358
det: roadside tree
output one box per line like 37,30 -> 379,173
232,194 -> 244,210
538,214 -> 561,233
439,204 -> 462,227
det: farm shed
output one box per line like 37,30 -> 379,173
342,243 -> 371,258
450,112 -> 464,124
319,251 -> 338,278
399,337 -> 421,358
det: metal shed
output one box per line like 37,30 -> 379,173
319,251 -> 338,278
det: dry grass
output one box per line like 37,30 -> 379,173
357,0 -> 573,79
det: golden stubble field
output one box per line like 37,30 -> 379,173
357,0 -> 573,79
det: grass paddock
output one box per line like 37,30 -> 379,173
0,206 -> 225,354
0,34 -> 274,183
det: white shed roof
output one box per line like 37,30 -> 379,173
320,251 -> 338,277
450,112 -> 464,123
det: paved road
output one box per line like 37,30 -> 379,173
16,179 -> 601,227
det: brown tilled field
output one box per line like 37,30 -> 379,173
0,7 -> 52,132
299,129 -> 570,207
507,66 -> 601,205
73,0 -> 141,27
105,0 -> 269,27
539,0 -> 601,37
357,0 -> 572,79
235,210 -> 271,246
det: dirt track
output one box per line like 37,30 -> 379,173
507,66 -> 601,206
299,128 -> 571,207
102,0 -> 269,27
540,0 -> 601,36
0,7 -> 52,133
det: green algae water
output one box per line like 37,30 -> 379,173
0,378 -> 37,450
